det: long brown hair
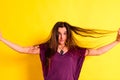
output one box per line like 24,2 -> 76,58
44,21 -> 114,68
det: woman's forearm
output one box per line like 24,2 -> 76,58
96,40 -> 119,55
0,37 -> 24,53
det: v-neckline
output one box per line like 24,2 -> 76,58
57,49 -> 70,56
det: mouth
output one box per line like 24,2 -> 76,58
60,39 -> 64,42
59,40 -> 65,43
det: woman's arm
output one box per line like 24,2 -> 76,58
0,33 -> 40,54
85,28 -> 120,56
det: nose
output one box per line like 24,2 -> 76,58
60,34 -> 64,39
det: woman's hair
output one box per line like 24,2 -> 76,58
44,21 -> 115,69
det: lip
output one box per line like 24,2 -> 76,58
59,39 -> 64,41
59,40 -> 65,43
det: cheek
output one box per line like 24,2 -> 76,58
58,35 -> 61,40
64,35 -> 67,40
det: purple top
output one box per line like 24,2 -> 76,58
39,43 -> 86,80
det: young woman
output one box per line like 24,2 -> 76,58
0,22 -> 120,80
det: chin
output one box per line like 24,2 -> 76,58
59,42 -> 65,45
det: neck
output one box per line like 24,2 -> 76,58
58,44 -> 65,48
58,44 -> 69,55
58,44 -> 65,55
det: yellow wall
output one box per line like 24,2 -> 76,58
0,0 -> 120,80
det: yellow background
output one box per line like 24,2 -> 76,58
0,0 -> 120,80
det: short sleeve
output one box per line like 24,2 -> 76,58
39,43 -> 48,78
78,47 -> 86,56
74,47 -> 86,80
74,46 -> 86,57
39,43 -> 48,62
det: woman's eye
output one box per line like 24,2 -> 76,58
64,32 -> 67,35
58,32 -> 61,35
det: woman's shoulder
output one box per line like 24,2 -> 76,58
72,45 -> 86,50
39,42 -> 49,50
70,46 -> 86,56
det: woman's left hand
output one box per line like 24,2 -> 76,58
116,28 -> 120,42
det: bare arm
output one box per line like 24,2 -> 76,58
85,28 -> 120,56
0,33 -> 40,54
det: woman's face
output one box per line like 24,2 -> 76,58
58,27 -> 67,45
